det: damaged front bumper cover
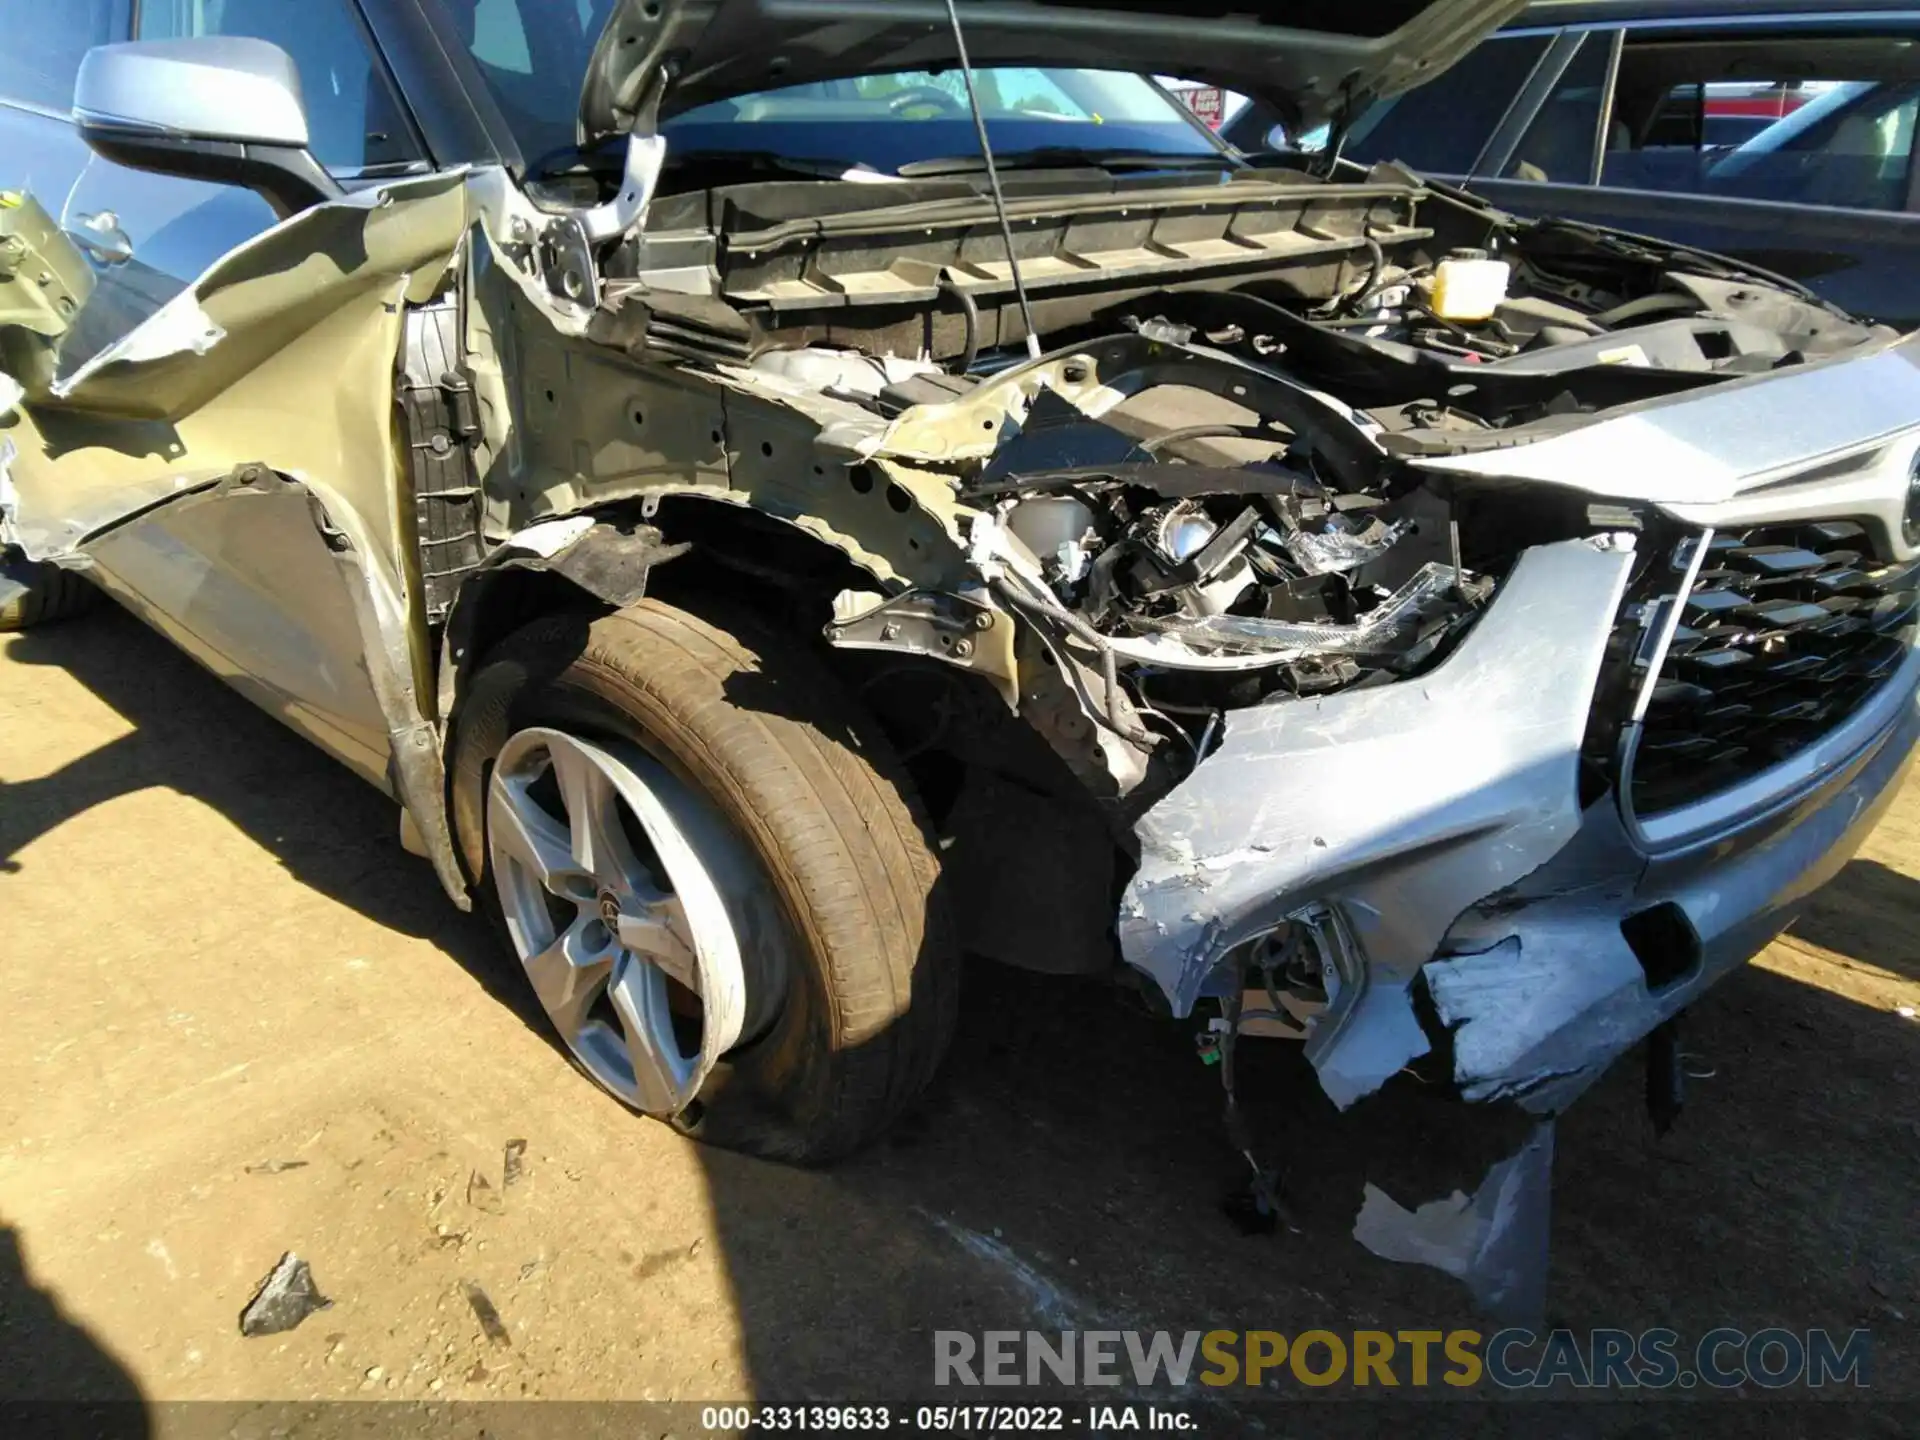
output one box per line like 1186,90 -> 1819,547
1119,527 -> 1920,1317
1120,527 -> 1920,1113
1120,532 -> 1642,1106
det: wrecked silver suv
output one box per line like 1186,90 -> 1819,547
4,2 -> 1918,1315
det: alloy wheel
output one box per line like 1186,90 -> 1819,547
486,726 -> 758,1113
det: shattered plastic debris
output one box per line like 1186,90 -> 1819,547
462,1279 -> 512,1347
1282,518 -> 1411,575
238,1253 -> 332,1337
1131,562 -> 1460,657
502,1138 -> 527,1187
467,1168 -> 503,1214
1352,1122 -> 1554,1326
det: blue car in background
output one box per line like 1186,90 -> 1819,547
1227,0 -> 1920,326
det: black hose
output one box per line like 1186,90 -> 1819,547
940,279 -> 981,375
1345,235 -> 1386,316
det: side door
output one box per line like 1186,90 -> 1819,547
56,0 -> 434,380
0,2 -> 133,374
3,3 -> 463,791
1459,18 -> 1920,327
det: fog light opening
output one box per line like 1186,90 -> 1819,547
1621,901 -> 1702,991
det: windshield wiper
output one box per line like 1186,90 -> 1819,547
661,148 -> 889,179
895,148 -> 1241,178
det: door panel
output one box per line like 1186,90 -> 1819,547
84,483 -> 392,787
3,173 -> 472,787
55,164 -> 279,384
1465,177 -> 1920,327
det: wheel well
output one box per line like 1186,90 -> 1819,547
440,497 -> 883,724
439,497 -> 1125,980
641,495 -> 879,625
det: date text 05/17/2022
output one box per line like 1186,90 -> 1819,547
698,1405 -> 1197,1431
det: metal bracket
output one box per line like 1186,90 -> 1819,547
824,588 -> 998,667
538,81 -> 668,311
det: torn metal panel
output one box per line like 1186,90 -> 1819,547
69,462 -> 470,904
7,173 -> 469,590
1354,1122 -> 1554,1327
1,176 -> 474,905
474,261 -> 978,591
1118,535 -> 1638,1107
49,170 -> 468,414
78,465 -> 393,780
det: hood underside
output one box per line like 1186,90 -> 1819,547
579,0 -> 1529,142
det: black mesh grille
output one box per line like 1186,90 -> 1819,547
1624,522 -> 1920,815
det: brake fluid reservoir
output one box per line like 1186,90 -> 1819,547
1428,248 -> 1510,323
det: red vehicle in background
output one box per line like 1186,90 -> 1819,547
1701,79 -> 1832,145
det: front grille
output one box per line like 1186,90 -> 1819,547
1617,521 -> 1920,815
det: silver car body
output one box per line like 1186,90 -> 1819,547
3,0 -> 1916,1317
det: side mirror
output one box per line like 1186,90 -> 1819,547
73,38 -> 343,219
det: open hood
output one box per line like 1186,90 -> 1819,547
579,0 -> 1529,143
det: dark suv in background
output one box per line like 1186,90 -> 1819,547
1230,0 -> 1920,325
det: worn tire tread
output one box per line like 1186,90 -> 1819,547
457,600 -> 957,1162
0,563 -> 98,632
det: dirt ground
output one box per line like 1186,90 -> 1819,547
2,605 -> 1917,1433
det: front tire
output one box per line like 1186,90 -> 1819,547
450,602 -> 958,1163
0,555 -> 98,632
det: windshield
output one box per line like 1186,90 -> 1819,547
433,1 -> 1221,173
663,70 -> 1225,174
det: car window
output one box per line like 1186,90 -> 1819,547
434,0 -> 616,163
0,0 -> 128,114
661,69 -> 1223,175
1598,32 -> 1920,212
1709,82 -> 1919,211
1344,34 -> 1552,174
1503,32 -> 1612,184
136,0 -> 422,175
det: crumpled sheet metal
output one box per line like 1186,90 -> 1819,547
49,169 -> 468,415
1118,535 -> 1637,1108
1353,1122 -> 1555,1326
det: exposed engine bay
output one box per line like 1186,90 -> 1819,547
588,165 -> 1886,817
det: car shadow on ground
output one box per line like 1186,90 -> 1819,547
5,608 -> 1918,1430
1790,857 -> 1920,984
0,607 -> 530,1023
0,1222 -> 150,1429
